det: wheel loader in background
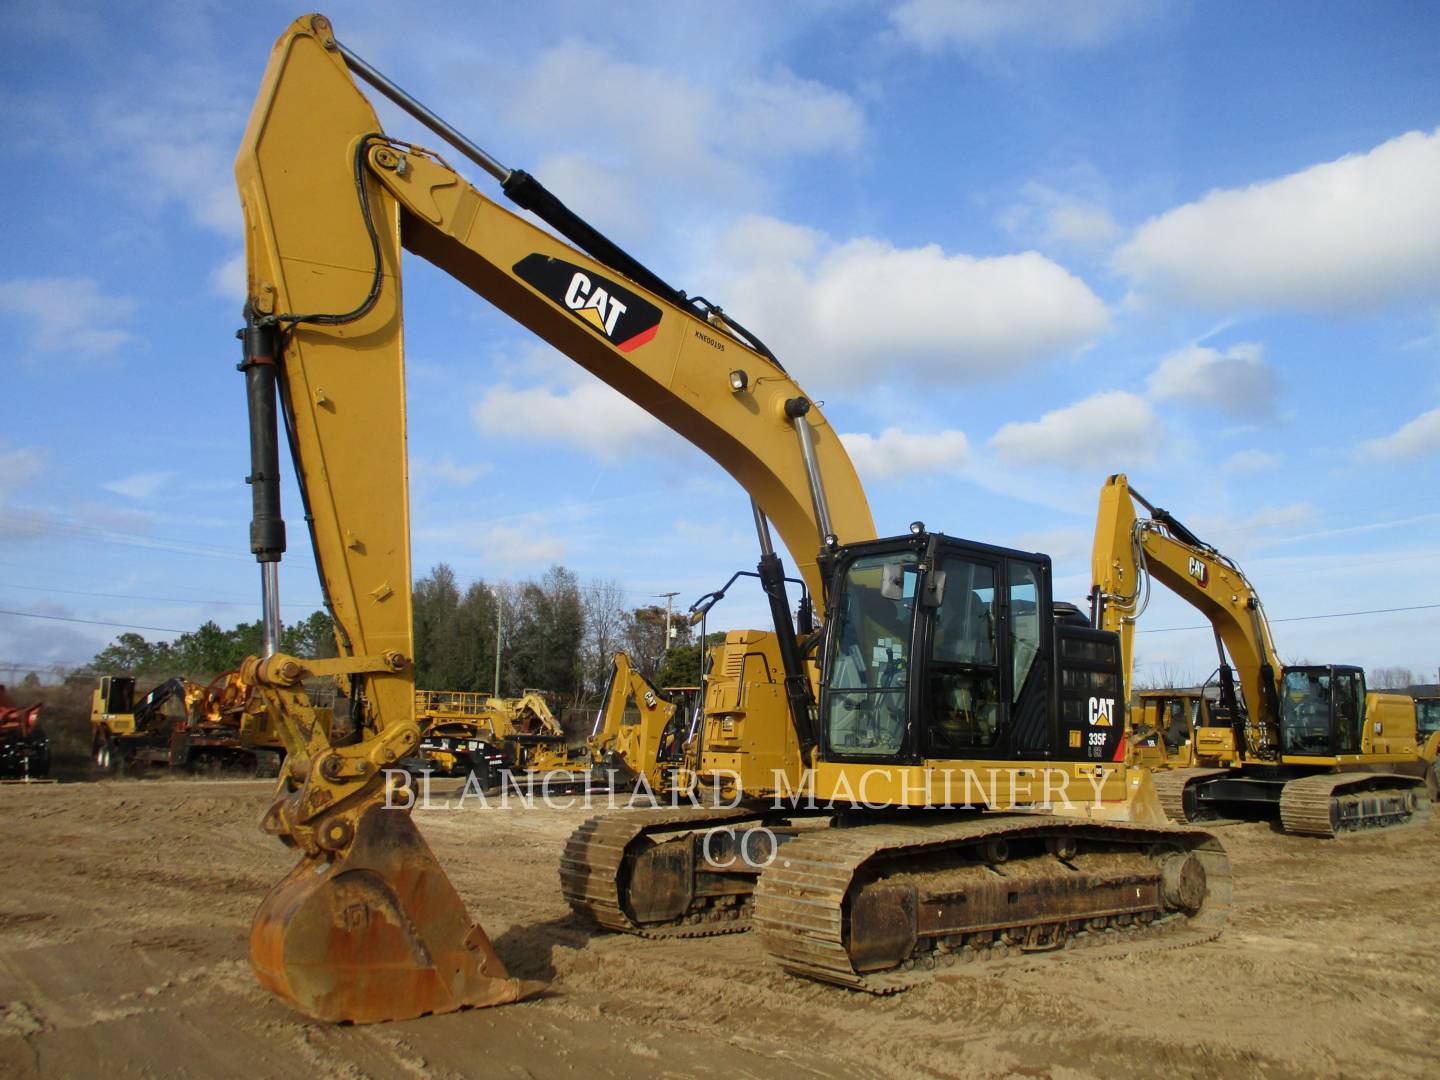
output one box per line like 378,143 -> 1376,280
1091,473 -> 1430,834
228,13 -> 1229,1023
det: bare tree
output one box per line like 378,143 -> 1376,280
1134,660 -> 1200,691
581,579 -> 628,699
1370,666 -> 1417,690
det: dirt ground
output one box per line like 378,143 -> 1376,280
0,779 -> 1435,1079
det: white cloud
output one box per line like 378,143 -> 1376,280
891,0 -> 1154,51
101,471 -> 174,500
411,455 -> 491,487
0,277 -> 136,359
722,217 -> 1108,385
1221,449 -> 1281,475
503,40 -> 862,211
989,390 -> 1156,468
473,524 -> 565,564
210,251 -> 246,301
1000,181 -> 1119,255
0,446 -> 45,506
840,427 -> 970,479
1359,407 -> 1440,462
472,381 -> 667,462
1114,127 -> 1440,311
1192,503 -> 1318,554
1146,343 -> 1279,418
1016,525 -> 1090,559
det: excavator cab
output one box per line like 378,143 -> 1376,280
1278,665 -> 1366,756
820,531 -> 1126,766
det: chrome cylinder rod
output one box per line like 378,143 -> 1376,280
751,499 -> 776,558
785,398 -> 835,544
333,37 -> 510,183
262,562 -> 282,657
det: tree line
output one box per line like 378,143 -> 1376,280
411,564 -> 698,702
78,563 -> 706,703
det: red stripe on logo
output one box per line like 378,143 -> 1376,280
617,324 -> 659,352
1111,734 -> 1127,762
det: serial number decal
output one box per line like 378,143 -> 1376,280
693,329 -> 726,351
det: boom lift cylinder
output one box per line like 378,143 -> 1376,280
241,317 -> 286,657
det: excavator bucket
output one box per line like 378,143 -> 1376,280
250,803 -> 537,1023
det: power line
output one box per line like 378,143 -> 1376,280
1138,602 -> 1440,635
0,581 -> 326,609
0,608 -> 189,634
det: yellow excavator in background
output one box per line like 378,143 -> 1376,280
1091,473 -> 1431,834
231,14 -> 1229,1023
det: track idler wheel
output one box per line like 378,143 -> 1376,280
1157,850 -> 1207,914
250,803 -> 539,1023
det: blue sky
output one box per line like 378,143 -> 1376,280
1,0 -> 1437,685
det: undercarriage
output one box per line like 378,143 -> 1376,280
561,806 -> 1230,989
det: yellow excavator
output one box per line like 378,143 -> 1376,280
1091,473 -> 1431,834
231,14 -> 1229,1023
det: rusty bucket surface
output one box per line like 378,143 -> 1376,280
250,803 -> 538,1023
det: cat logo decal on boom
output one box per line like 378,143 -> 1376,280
1187,556 -> 1208,587
514,254 -> 662,352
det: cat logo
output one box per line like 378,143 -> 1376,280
1187,556 -> 1208,587
513,253 -> 662,352
1088,696 -> 1115,727
564,272 -> 626,336
643,690 -> 658,710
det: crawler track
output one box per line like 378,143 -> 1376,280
1151,767 -> 1231,823
753,815 -> 1230,993
560,806 -> 765,938
1278,772 -> 1430,837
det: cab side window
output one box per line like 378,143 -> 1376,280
1333,671 -> 1361,753
928,559 -> 1001,752
1009,562 -> 1040,704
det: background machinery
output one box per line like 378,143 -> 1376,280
1091,473 -> 1430,835
0,684 -> 47,780
89,672 -> 284,775
231,13 -> 1229,1021
414,688 -> 584,785
587,651 -> 695,792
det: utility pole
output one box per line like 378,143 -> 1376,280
490,584 -> 503,697
656,591 -> 680,650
